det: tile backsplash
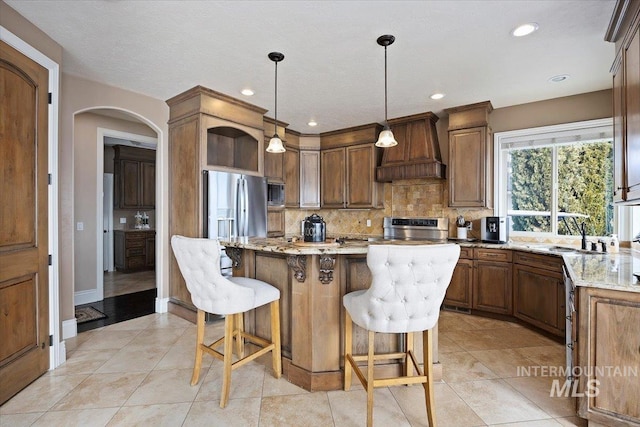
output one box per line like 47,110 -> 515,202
284,179 -> 493,239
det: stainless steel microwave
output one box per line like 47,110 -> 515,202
267,182 -> 285,207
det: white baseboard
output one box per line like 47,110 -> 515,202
155,297 -> 169,313
62,317 -> 77,339
58,340 -> 67,365
74,289 -> 100,305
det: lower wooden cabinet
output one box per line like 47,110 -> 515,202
513,251 -> 565,337
472,249 -> 512,315
114,230 -> 155,272
444,248 -> 474,309
577,286 -> 640,425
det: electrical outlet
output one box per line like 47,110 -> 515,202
76,222 -> 84,231
366,219 -> 371,227
120,217 -> 127,224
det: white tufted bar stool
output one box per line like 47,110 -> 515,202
171,235 -> 282,408
343,244 -> 460,427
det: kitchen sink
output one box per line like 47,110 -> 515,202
525,244 -> 577,253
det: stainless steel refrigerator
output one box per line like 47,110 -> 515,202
203,170 -> 267,276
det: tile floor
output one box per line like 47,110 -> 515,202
0,311 -> 587,427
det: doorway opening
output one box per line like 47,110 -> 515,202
73,109 -> 160,333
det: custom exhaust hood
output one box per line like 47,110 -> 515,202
375,112 -> 446,181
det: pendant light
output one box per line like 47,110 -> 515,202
266,51 -> 286,153
375,34 -> 398,148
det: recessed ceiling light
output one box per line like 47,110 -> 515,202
511,23 -> 539,37
430,93 -> 445,100
241,89 -> 254,96
548,74 -> 570,83
308,120 -> 318,127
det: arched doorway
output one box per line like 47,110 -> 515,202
72,107 -> 160,331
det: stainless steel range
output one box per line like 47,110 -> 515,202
383,217 -> 449,241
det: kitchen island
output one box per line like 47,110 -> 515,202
220,237 -> 447,391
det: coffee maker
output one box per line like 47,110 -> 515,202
481,216 -> 508,243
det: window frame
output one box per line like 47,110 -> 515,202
494,118 -> 615,240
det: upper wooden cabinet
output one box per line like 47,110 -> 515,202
113,145 -> 156,209
299,150 -> 320,209
320,124 -> 384,209
606,1 -> 640,203
445,101 -> 493,208
284,129 -> 301,207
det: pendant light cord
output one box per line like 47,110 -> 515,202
274,60 -> 278,135
384,45 -> 388,123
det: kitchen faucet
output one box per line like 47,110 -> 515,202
580,222 -> 587,250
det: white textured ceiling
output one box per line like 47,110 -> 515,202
7,0 -> 616,133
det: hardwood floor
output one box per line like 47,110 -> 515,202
76,270 -> 157,333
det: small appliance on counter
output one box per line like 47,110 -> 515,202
481,216 -> 508,243
303,213 -> 326,242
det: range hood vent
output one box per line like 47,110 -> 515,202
376,112 -> 445,182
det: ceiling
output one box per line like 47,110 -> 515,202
7,0 -> 616,133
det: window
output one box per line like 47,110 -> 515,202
495,119 -> 614,238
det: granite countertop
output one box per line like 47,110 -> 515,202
219,237 -> 640,293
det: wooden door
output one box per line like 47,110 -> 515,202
612,55 -> 626,203
120,159 -> 141,208
625,27 -> 640,201
0,40 -> 50,405
300,150 -> 320,208
444,259 -> 473,309
140,161 -> 155,208
513,264 -> 564,336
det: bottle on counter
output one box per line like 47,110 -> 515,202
609,234 -> 619,253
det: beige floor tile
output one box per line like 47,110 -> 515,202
75,330 -> 141,351
95,345 -> 169,373
0,412 -> 44,426
107,402 -> 191,426
505,376 -> 576,418
0,374 -> 88,414
262,370 -> 309,397
327,387 -> 410,427
31,407 -> 120,427
123,326 -> 187,349
390,382 -> 485,427
469,348 -> 537,378
195,361 -> 265,402
183,398 -> 261,427
125,368 -> 202,406
442,330 -> 510,351
259,392 -> 335,427
49,349 -> 118,376
488,327 -> 558,349
450,379 -> 551,425
438,312 -> 480,332
516,345 -> 566,368
487,419 -> 560,426
462,315 -> 521,330
65,330 -> 97,353
440,351 -> 498,383
52,372 -> 147,410
155,341 -> 214,371
146,313 -> 196,329
102,314 -> 158,331
438,335 -> 465,353
554,416 -> 587,426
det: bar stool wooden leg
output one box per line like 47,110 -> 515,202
405,332 -> 414,379
191,309 -> 205,386
270,300 -> 282,378
367,330 -> 375,427
344,311 -> 353,391
234,313 -> 244,358
423,328 -> 436,426
220,314 -> 235,408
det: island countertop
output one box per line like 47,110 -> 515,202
220,237 -> 640,293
